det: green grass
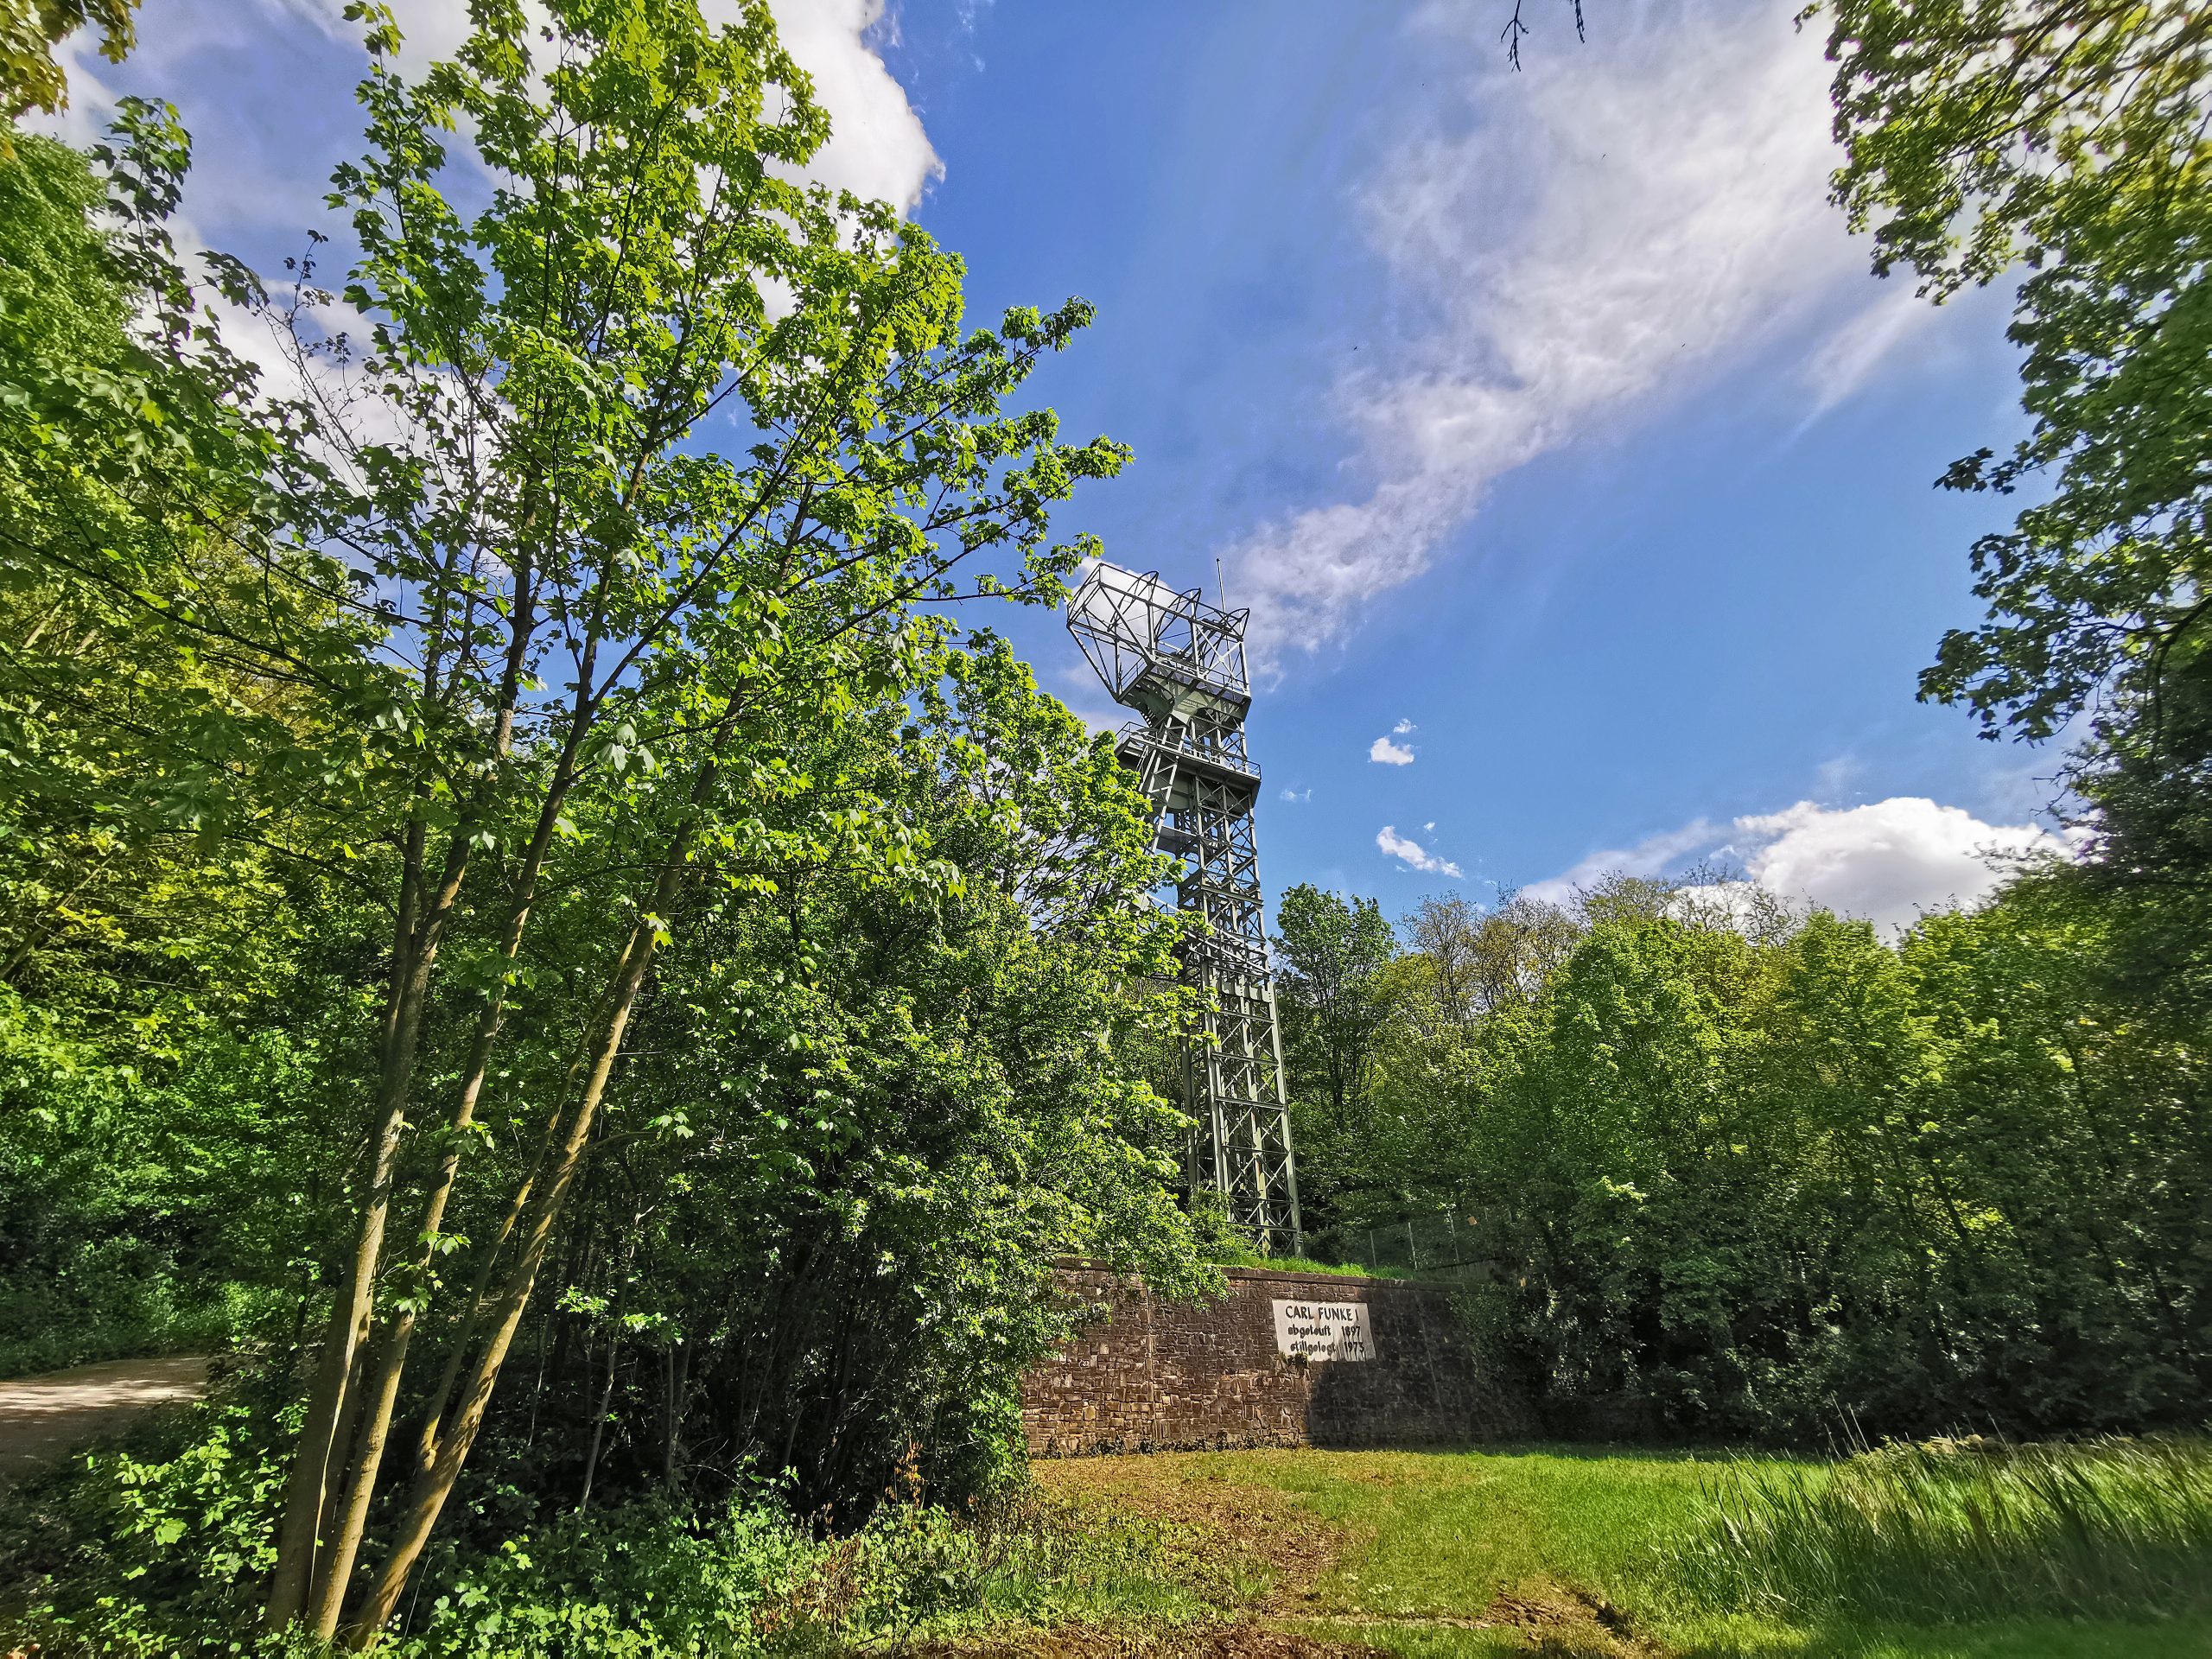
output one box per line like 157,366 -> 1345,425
1202,1249 -> 1415,1279
1030,1443 -> 2212,1658
1245,1255 -> 1409,1279
963,1489 -> 1268,1629
1173,1445 -> 1745,1618
1662,1436 -> 2212,1627
1278,1614 -> 2212,1657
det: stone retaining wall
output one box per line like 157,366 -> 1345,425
1021,1262 -> 1530,1457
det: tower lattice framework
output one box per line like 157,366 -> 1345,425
1067,564 -> 1301,1254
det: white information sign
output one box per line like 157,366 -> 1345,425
1272,1299 -> 1375,1363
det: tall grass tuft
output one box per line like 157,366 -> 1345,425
1661,1435 -> 2212,1624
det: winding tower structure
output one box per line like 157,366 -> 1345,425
1067,564 -> 1300,1254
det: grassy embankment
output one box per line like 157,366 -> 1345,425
995,1439 -> 2212,1658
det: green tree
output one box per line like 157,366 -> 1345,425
1275,885 -> 1396,1122
1823,0 -> 2212,878
0,0 -> 142,119
1273,884 -> 1397,1235
257,0 -> 1130,1633
1402,889 -> 1580,1027
1901,883 -> 2209,1424
0,125 -> 365,1379
0,0 -> 1132,1640
1358,871 -> 2209,1442
0,125 -> 330,1025
533,634 -> 1200,1511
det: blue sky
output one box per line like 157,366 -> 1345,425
48,0 -> 2073,935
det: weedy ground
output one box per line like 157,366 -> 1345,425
945,1442 -> 2212,1657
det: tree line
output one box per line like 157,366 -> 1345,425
1276,868 -> 2210,1443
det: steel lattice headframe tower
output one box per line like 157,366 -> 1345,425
1066,563 -> 1300,1254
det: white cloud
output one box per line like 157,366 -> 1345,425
760,0 -> 940,212
1527,797 -> 2072,936
1393,718 -> 1416,734
1378,824 -> 1463,879
1224,3 -> 1865,664
1800,287 -> 1942,418
41,0 -> 942,496
1280,785 -> 1312,803
357,0 -> 941,211
51,0 -> 938,232
1369,734 -> 1417,766
1735,798 -> 2067,933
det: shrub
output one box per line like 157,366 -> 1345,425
0,1395 -> 1222,1656
396,1499 -> 825,1659
0,1395 -> 293,1656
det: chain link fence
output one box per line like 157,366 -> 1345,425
1302,1207 -> 1492,1282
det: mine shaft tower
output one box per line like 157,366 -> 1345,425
1067,563 -> 1300,1255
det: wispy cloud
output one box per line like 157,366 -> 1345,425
1378,824 -> 1462,879
1225,2 -> 1865,665
1280,785 -> 1312,803
1799,287 -> 1941,420
1811,753 -> 1862,803
1522,818 -> 1725,906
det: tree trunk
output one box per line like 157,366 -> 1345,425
577,1334 -> 621,1513
302,744 -> 589,1637
266,827 -> 469,1629
341,854 -> 688,1646
271,535 -> 557,1631
663,1342 -> 686,1487
339,675 -> 744,1644
305,1321 -> 410,1633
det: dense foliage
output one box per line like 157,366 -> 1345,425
1280,874 -> 2211,1443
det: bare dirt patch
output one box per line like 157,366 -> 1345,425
913,1622 -> 1386,1657
1033,1457 -> 1351,1614
0,1357 -> 208,1479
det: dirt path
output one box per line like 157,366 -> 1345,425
0,1356 -> 209,1479
1032,1456 -> 1659,1657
